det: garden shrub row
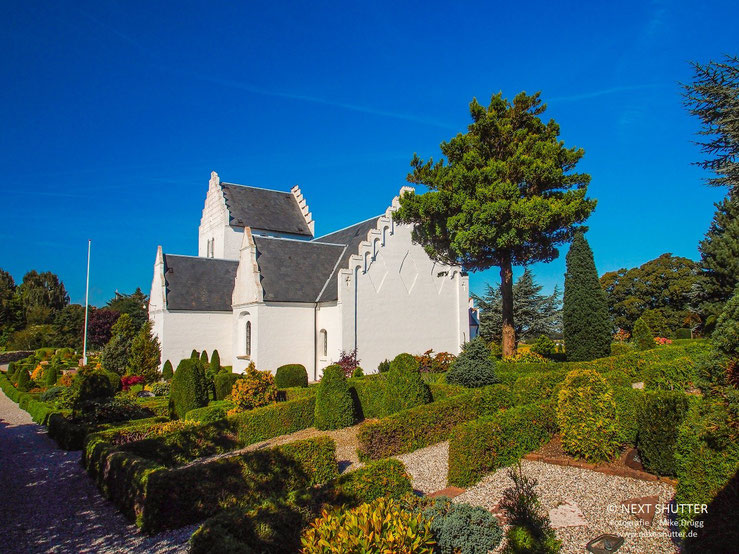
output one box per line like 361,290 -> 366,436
356,384 -> 513,460
0,373 -> 63,424
86,433 -> 338,532
189,458 -> 412,554
447,402 -> 558,487
635,390 -> 693,476
50,414 -> 168,451
230,394 -> 316,444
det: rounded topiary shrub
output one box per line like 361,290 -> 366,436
422,498 -> 503,554
169,359 -> 209,419
44,365 -> 60,388
209,349 -> 221,373
383,353 -> 432,415
315,364 -> 355,430
200,350 -> 209,365
76,371 -> 116,402
633,317 -> 654,351
557,369 -> 620,462
15,368 -> 32,392
161,360 -> 174,381
275,364 -> 309,388
447,338 -> 498,388
214,371 -> 241,400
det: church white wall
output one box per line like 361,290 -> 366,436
153,310 -> 233,369
231,303 -> 315,375
336,220 -> 469,374
315,302 -> 342,381
198,172 -> 243,260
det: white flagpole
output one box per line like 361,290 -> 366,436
82,239 -> 91,366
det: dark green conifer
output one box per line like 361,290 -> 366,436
314,364 -> 355,430
563,233 -> 611,361
633,317 -> 654,351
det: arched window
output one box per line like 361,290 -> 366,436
245,321 -> 252,357
319,329 -> 327,358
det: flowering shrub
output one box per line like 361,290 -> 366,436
614,328 -> 631,342
227,363 -> 277,414
59,373 -> 75,387
415,349 -> 456,373
654,337 -> 673,346
30,363 -> 46,382
121,375 -> 145,391
503,351 -> 548,364
336,349 -> 360,378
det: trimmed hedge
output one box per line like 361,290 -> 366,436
447,402 -> 557,487
314,365 -> 355,430
275,364 -> 308,388
86,434 -> 337,532
383,353 -> 431,415
348,375 -> 386,419
357,384 -> 513,461
230,394 -> 316,445
170,359 -> 209,419
189,458 -> 412,554
636,390 -> 692,476
184,401 -> 233,423
612,386 -> 641,445
50,414 -> 167,451
511,370 -> 567,404
213,371 -> 240,401
0,374 -> 63,425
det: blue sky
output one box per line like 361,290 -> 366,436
1,0 -> 735,306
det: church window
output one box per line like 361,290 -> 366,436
245,321 -> 252,357
320,329 -> 327,357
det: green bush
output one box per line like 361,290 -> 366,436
675,328 -> 692,340
531,335 -> 556,358
43,364 -> 60,387
422,498 -> 503,554
169,359 -> 209,419
447,338 -> 498,388
301,497 -> 435,554
275,364 -> 308,388
610,342 -> 632,356
199,350 -> 209,365
351,367 -> 364,378
383,353 -> 431,415
230,395 -> 316,445
676,399 -> 739,552
644,357 -> 697,391
15,368 -> 31,392
633,317 -> 654,351
712,290 -> 739,360
213,371 -> 240,401
161,360 -> 174,381
314,364 -> 355,430
556,369 -> 620,462
348,375 -> 386,419
428,382 -> 467,402
377,359 -> 390,373
189,458 -> 412,554
511,371 -> 567,405
184,404 -> 228,424
447,403 -> 557,487
636,391 -> 692,476
77,371 -> 116,403
612,386 -> 641,445
357,384 -> 513,460
209,349 -> 221,373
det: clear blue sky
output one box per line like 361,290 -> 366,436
1,0 -> 735,306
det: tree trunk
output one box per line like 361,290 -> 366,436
500,255 -> 516,358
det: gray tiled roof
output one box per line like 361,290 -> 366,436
221,183 -> 312,236
252,237 -> 346,303
312,217 -> 381,302
163,255 -> 238,311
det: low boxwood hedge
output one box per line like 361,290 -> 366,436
87,433 -> 337,532
356,384 -> 513,461
447,402 -> 557,487
230,394 -> 316,444
189,458 -> 412,554
275,364 -> 308,388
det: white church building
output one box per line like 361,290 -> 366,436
149,171 -> 477,380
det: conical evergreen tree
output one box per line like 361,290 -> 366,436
699,192 -> 739,329
210,349 -> 221,373
563,233 -> 611,361
632,317 -> 654,351
199,350 -> 209,365
162,360 -> 174,381
126,321 -> 161,383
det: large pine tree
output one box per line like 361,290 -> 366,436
563,233 -> 611,361
699,192 -> 739,328
394,92 -> 595,357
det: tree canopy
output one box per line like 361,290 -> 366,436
600,253 -> 701,334
393,92 -> 595,356
106,287 -> 148,331
473,269 -> 561,343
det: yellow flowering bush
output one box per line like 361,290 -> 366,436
301,497 -> 435,553
503,351 -> 548,364
227,362 -> 277,414
30,363 -> 46,382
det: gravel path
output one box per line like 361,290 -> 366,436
395,441 -> 450,494
0,384 -> 195,554
457,460 -> 679,554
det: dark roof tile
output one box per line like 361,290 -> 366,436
221,183 -> 312,236
163,255 -> 238,311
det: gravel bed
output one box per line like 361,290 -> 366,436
457,459 -> 680,554
0,386 -> 195,553
395,441 -> 450,494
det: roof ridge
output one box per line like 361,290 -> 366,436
163,253 -> 238,262
312,214 -> 384,241
221,182 -> 293,195
253,236 -> 345,247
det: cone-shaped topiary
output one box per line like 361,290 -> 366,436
447,337 -> 498,388
190,349 -> 199,360
200,350 -> 209,365
557,369 -> 619,462
275,364 -> 309,388
44,365 -> 60,388
383,353 -> 432,415
169,359 -> 209,419
126,321 -> 161,383
563,233 -> 612,361
162,360 -> 174,381
16,368 -> 32,392
209,350 -> 221,373
315,364 -> 355,430
633,317 -> 654,351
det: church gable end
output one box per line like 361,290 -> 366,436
163,254 -> 238,311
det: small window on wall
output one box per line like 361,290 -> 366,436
245,321 -> 252,357
320,329 -> 327,358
